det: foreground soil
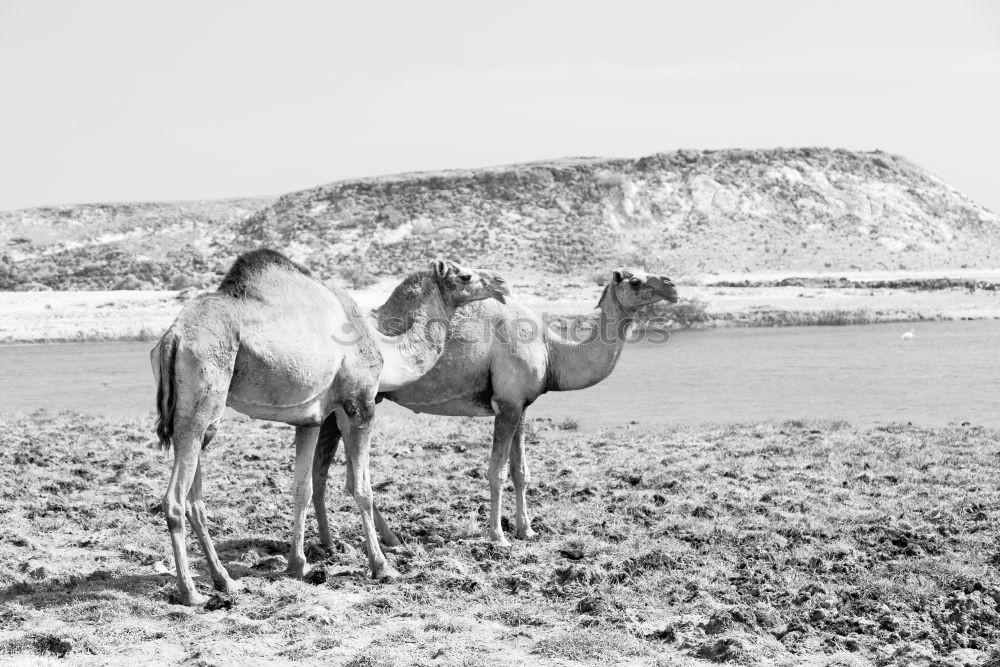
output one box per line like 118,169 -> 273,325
0,414 -> 997,665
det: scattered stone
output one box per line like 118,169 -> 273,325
692,505 -> 715,519
33,634 -> 72,658
304,542 -> 332,562
253,555 -> 287,572
645,626 -> 677,642
304,565 -> 328,586
704,607 -> 758,635
559,546 -> 585,561
576,595 -> 610,616
204,593 -> 235,611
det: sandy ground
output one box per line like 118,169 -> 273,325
1,274 -> 999,343
0,413 -> 997,665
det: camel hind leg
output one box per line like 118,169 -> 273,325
508,416 -> 536,540
487,400 -> 523,546
314,414 -> 400,549
339,398 -> 398,580
186,458 -> 237,593
160,340 -> 232,606
312,416 -> 340,548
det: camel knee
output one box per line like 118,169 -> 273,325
162,496 -> 184,533
352,487 -> 374,511
487,465 -> 508,490
514,465 -> 531,486
185,498 -> 207,522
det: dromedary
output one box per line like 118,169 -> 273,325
150,249 -> 508,605
311,268 -> 678,547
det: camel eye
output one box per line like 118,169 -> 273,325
629,278 -> 641,287
459,274 -> 472,283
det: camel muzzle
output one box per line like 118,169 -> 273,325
487,276 -> 510,304
655,277 -> 679,303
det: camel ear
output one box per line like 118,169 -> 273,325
432,259 -> 448,278
612,269 -> 625,283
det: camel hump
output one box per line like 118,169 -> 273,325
218,249 -> 311,299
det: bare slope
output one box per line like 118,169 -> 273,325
240,148 -> 1000,279
2,148 -> 998,291
0,198 -> 274,290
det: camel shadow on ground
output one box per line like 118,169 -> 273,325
0,537 -> 318,611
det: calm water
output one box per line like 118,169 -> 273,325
1,320 -> 998,426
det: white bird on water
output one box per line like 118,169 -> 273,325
901,329 -> 915,340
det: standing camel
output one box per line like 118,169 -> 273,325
150,249 -> 508,605
311,268 -> 678,547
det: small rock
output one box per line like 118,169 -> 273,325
304,566 -> 328,586
304,542 -> 331,562
692,505 -> 715,519
254,555 -> 288,572
576,595 -> 610,616
33,634 -> 72,658
204,593 -> 235,611
559,546 -> 585,561
646,626 -> 677,642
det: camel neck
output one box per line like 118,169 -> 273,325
544,285 -> 631,392
374,289 -> 454,392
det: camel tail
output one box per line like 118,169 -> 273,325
152,335 -> 179,450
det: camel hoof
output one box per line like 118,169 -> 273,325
373,566 -> 400,582
516,527 -> 537,540
490,534 -> 512,548
179,590 -> 209,607
214,576 -> 239,594
285,561 -> 307,580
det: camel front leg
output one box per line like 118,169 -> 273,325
487,402 -> 522,546
163,435 -> 207,606
287,425 -> 318,579
186,459 -> 237,592
508,417 -> 536,540
340,404 -> 399,581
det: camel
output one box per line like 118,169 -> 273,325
311,268 -> 678,547
150,249 -> 509,605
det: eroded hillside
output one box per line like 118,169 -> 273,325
2,149 -> 998,290
0,198 -> 273,290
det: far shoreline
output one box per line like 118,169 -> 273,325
1,270 -> 999,343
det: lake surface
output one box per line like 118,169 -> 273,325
1,320 -> 998,427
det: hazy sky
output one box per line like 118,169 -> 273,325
1,1 -> 998,212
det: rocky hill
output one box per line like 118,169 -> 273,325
2,148 -> 999,291
0,198 -> 273,290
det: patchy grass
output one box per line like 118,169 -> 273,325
0,412 -> 998,665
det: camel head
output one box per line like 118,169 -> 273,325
431,259 -> 510,307
375,260 -> 510,334
606,268 -> 679,312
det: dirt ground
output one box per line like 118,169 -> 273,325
0,413 -> 997,665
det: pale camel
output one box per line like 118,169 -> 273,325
311,268 -> 678,547
150,249 -> 508,605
